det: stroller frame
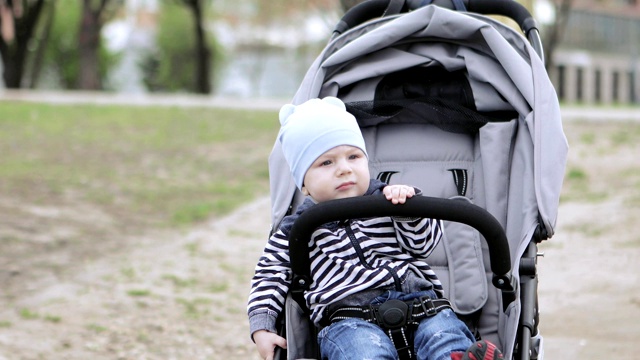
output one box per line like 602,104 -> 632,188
266,1 -> 568,359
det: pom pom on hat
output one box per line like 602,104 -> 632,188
278,97 -> 367,190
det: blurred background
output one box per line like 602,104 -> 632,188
1,1 -> 639,359
1,0 -> 639,104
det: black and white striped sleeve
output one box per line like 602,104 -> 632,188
247,230 -> 292,336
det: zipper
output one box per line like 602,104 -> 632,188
343,220 -> 402,291
343,220 -> 372,269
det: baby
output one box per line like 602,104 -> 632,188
247,97 -> 502,360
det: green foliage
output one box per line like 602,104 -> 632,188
142,0 -> 223,92
142,1 -> 192,91
43,2 -> 79,88
43,0 -> 120,89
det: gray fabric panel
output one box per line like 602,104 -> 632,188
442,207 -> 488,315
366,124 -> 475,162
363,124 -> 487,315
284,293 -> 317,359
363,124 -> 475,199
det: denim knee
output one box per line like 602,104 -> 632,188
318,318 -> 397,360
414,309 -> 475,360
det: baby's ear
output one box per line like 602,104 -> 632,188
321,96 -> 346,111
279,104 -> 297,126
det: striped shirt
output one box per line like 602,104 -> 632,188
247,180 -> 443,336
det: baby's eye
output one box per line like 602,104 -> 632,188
320,160 -> 332,166
348,154 -> 360,160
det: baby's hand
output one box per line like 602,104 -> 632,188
253,330 -> 287,360
383,185 -> 416,204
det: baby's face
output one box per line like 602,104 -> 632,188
302,145 -> 369,203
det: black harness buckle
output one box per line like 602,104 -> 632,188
375,299 -> 409,329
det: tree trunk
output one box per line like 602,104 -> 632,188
0,0 -> 45,88
544,0 -> 574,71
78,0 -> 104,90
187,0 -> 211,94
29,0 -> 57,88
0,46 -> 24,88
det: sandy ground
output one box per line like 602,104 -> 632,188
536,119 -> 640,359
1,118 -> 639,360
0,195 -> 270,360
538,200 -> 640,360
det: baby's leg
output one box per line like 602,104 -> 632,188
414,309 -> 475,360
318,318 -> 397,360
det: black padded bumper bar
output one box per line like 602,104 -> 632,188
288,195 -> 517,311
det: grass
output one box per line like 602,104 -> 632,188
86,323 -> 107,333
560,121 -> 640,204
18,308 -> 39,320
162,274 -> 198,288
126,289 -> 152,297
176,297 -> 212,319
0,102 -> 279,229
15,308 -> 61,323
5,104 -> 635,229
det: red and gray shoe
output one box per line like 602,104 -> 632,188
462,340 -> 504,360
451,340 -> 504,360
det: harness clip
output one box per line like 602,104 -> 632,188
419,296 -> 438,317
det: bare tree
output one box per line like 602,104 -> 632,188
543,0 -> 574,71
0,0 -> 46,88
180,0 -> 211,94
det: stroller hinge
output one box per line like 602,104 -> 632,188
493,274 -> 517,312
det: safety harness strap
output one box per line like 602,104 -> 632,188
325,297 -> 453,359
326,297 -> 452,326
388,327 -> 413,359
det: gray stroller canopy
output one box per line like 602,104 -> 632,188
270,5 -> 567,241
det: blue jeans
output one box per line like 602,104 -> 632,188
317,290 -> 475,360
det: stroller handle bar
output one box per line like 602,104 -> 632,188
288,195 -> 517,309
334,0 -> 544,62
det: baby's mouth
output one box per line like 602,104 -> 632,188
336,181 -> 355,190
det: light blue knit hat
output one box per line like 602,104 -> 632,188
278,97 -> 367,190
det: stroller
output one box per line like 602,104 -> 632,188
267,0 -> 568,359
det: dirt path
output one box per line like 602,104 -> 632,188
539,199 -> 640,359
0,197 -> 271,360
